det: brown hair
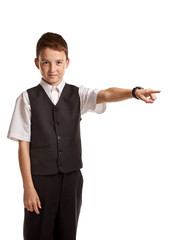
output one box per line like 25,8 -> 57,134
36,32 -> 68,60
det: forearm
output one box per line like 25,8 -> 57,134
97,88 -> 133,104
18,141 -> 34,189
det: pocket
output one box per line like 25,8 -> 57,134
31,143 -> 51,150
79,170 -> 83,182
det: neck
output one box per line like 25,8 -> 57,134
42,78 -> 63,86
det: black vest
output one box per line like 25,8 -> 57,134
27,83 -> 82,175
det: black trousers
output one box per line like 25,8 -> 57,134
23,170 -> 83,240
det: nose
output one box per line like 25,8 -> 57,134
49,64 -> 56,73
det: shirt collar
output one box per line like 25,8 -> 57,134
40,78 -> 66,94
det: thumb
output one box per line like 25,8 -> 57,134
37,198 -> 42,209
36,193 -> 42,209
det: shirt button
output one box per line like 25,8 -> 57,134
57,136 -> 62,140
59,150 -> 63,154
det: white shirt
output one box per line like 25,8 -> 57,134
7,78 -> 106,142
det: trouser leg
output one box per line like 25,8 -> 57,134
23,173 -> 63,240
54,170 -> 83,240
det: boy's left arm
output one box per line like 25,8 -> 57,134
97,87 -> 161,104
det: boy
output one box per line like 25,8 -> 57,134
7,32 -> 160,240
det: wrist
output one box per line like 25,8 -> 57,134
23,181 -> 34,190
132,87 -> 144,99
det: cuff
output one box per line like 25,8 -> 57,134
94,89 -> 107,114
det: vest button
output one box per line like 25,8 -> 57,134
59,150 -> 63,155
56,121 -> 60,125
57,136 -> 62,140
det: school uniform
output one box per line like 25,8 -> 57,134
7,78 -> 106,240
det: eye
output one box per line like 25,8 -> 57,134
57,61 -> 62,65
42,61 -> 49,65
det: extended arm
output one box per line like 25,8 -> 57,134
97,87 -> 161,104
18,140 -> 41,214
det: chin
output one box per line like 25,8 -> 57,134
47,78 -> 62,85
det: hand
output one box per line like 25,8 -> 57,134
135,89 -> 161,103
23,187 -> 42,214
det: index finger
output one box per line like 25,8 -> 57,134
148,89 -> 161,94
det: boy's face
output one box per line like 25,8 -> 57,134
35,47 -> 69,86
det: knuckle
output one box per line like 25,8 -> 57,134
33,202 -> 37,207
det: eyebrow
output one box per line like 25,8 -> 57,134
41,59 -> 64,62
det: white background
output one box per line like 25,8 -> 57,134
1,0 -> 169,239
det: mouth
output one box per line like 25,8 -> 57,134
48,74 -> 57,78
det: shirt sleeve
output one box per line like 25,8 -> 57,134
7,91 -> 31,142
79,85 -> 106,115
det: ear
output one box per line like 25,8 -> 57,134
34,58 -> 40,69
66,58 -> 70,69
